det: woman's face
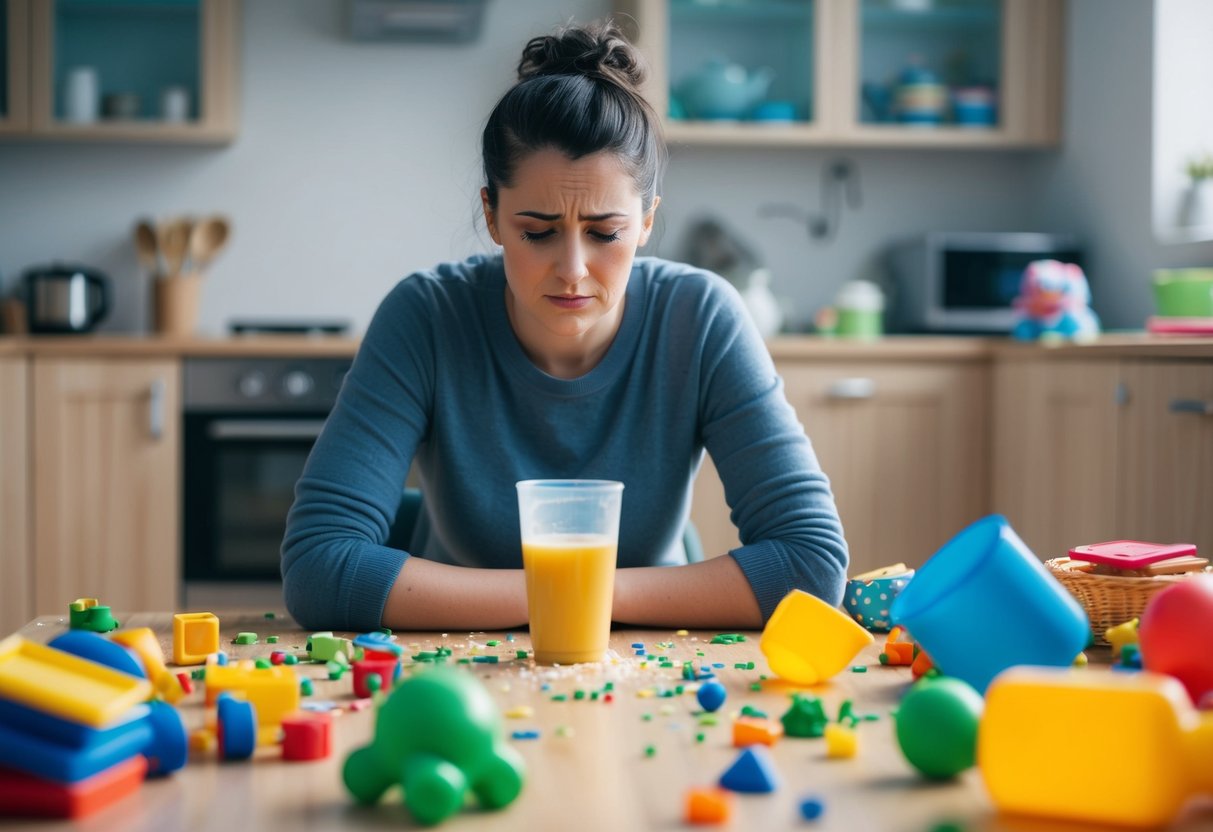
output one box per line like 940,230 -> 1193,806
482,148 -> 658,374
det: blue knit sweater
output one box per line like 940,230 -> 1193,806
281,255 -> 847,631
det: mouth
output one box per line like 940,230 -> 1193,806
546,295 -> 593,310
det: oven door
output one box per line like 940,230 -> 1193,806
183,412 -> 327,584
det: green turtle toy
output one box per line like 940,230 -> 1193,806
343,668 -> 526,825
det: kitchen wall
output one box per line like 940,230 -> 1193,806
1,0 -> 1209,335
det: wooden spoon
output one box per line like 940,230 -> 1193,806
160,218 -> 191,277
133,219 -> 161,274
189,215 -> 231,272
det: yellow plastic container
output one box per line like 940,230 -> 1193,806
980,667 -> 1213,828
0,635 -> 151,727
760,589 -> 875,685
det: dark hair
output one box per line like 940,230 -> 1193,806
482,20 -> 666,212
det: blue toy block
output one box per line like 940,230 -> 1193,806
719,746 -> 781,794
217,693 -> 256,761
48,631 -> 147,679
0,698 -> 150,749
0,717 -> 151,783
143,701 -> 188,777
353,632 -> 404,657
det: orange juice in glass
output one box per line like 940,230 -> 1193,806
517,480 -> 623,664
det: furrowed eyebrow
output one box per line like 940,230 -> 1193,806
514,211 -> 627,222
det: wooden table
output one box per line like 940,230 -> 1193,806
5,611 -> 1184,832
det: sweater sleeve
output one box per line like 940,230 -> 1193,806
281,277 -> 435,631
697,279 -> 848,622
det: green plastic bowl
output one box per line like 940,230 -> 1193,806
1153,269 -> 1213,317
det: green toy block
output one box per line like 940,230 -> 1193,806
68,598 -> 120,633
306,632 -> 357,663
343,668 -> 525,825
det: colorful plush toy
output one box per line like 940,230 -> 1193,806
1011,259 -> 1100,341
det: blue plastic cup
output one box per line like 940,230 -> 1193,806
890,514 -> 1089,693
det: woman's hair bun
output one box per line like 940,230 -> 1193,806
516,20 -> 646,91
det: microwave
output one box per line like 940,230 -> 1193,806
888,232 -> 1083,334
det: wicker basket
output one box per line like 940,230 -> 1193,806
1046,558 -> 1208,643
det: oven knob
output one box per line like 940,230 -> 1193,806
282,370 -> 315,398
237,371 -> 267,399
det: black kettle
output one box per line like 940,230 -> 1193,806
24,263 -> 111,334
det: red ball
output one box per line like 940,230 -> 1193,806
1139,575 -> 1213,704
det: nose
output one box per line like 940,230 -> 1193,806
555,235 -> 590,287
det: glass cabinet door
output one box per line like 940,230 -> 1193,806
52,0 -> 201,125
857,0 -> 1002,130
666,0 -> 817,128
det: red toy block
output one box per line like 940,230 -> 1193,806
176,672 -> 195,696
0,755 -> 147,818
281,712 -> 332,762
352,657 -> 398,699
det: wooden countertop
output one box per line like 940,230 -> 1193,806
8,611 -> 1046,832
2,333 -> 1212,360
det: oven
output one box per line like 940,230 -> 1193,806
182,357 -> 351,607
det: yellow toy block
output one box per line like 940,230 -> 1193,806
110,626 -> 183,704
0,635 -> 151,728
980,667 -> 1213,828
824,723 -> 858,759
173,612 -> 220,666
204,663 -> 300,746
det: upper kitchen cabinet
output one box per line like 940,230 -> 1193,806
616,0 -> 1062,148
0,0 -> 30,132
1,0 -> 238,143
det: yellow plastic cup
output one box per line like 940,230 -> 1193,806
760,589 -> 875,685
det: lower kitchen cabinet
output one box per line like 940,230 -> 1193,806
991,358 -> 1121,560
31,357 -> 181,616
0,357 -> 30,635
992,355 -> 1213,562
1118,359 -> 1213,557
691,356 -> 991,576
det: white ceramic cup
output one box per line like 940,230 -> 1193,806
161,86 -> 190,123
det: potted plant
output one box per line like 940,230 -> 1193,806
1181,152 -> 1213,227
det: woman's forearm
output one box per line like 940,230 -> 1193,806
383,557 -> 529,631
612,555 -> 763,629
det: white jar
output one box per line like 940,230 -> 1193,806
64,66 -> 99,124
740,268 -> 784,339
160,86 -> 190,123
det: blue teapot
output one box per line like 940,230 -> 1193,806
675,59 -> 774,120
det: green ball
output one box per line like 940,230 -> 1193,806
895,677 -> 983,780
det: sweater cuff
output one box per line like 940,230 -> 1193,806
341,545 -> 408,632
728,540 -> 791,623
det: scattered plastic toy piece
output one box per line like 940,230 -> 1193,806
300,678 -> 314,697
0,754 -> 146,819
1120,643 -> 1143,669
306,632 -> 358,664
282,711 -> 332,762
172,612 -> 220,666
685,786 -> 733,824
696,680 -> 727,713
110,628 -> 183,704
760,590 -> 874,685
510,730 -> 540,741
1105,618 -> 1140,658
343,668 -> 526,826
781,693 -> 828,738
910,649 -> 935,680
895,677 -> 983,779
352,656 -> 400,698
710,634 -> 746,645
719,746 -> 780,793
732,717 -> 783,748
233,633 -> 258,646
799,794 -> 825,821
216,693 -> 256,761
67,599 -> 120,633
175,672 -> 194,696
824,723 -> 857,758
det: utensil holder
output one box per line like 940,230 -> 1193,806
153,273 -> 202,336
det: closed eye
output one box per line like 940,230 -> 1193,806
589,230 -> 621,243
520,229 -> 555,242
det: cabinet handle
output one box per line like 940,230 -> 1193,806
1169,398 -> 1213,416
149,378 -> 166,440
826,377 -> 876,400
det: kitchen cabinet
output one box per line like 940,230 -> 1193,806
691,353 -> 990,576
0,0 -> 239,143
1118,360 -> 1213,558
991,358 -> 1120,560
0,357 -> 30,636
31,357 -> 181,616
616,0 -> 1062,147
992,356 -> 1213,562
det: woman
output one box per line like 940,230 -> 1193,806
282,21 -> 847,632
